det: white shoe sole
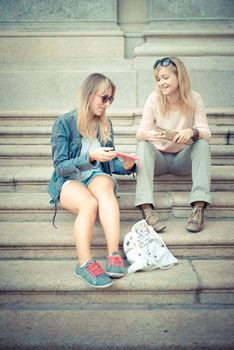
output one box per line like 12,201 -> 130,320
74,272 -> 113,288
106,272 -> 125,278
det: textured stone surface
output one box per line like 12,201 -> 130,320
0,0 -> 117,22
0,259 -> 233,306
1,219 -> 234,259
0,69 -> 135,110
136,58 -> 234,108
0,259 -> 196,292
149,0 -> 234,19
0,308 -> 234,349
0,3 -> 233,348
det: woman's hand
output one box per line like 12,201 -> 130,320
173,128 -> 193,144
89,147 -> 116,162
140,129 -> 166,142
122,154 -> 136,170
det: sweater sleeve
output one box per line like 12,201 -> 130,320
192,91 -> 211,142
136,92 -> 156,140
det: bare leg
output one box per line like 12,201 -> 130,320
60,181 -> 98,265
88,175 -> 120,255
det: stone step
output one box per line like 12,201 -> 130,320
0,107 -> 233,126
134,23 -> 234,57
0,191 -> 233,222
0,219 -> 233,259
0,165 -> 233,193
0,108 -> 141,126
0,124 -> 232,146
0,258 -> 233,306
0,306 -> 233,350
0,124 -> 138,145
0,144 -> 233,166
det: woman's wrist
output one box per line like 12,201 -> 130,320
192,128 -> 199,141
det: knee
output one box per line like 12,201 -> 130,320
88,196 -> 98,212
194,139 -> 209,148
137,141 -> 150,154
98,177 -> 115,194
137,140 -> 147,148
81,196 -> 98,216
91,176 -> 115,198
191,140 -> 211,168
192,139 -> 210,155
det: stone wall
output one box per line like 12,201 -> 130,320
0,0 -> 233,110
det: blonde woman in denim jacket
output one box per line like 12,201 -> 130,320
48,73 -> 136,288
135,57 -> 211,233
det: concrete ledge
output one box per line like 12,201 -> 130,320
0,124 -> 230,146
0,145 -> 233,166
0,307 -> 234,350
0,191 -> 233,221
0,165 -> 233,192
0,107 -> 233,126
0,220 -> 234,259
0,259 -> 233,306
0,31 -> 125,59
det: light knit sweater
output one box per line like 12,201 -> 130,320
136,90 -> 211,153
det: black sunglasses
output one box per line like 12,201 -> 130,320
153,57 -> 176,70
96,93 -> 114,104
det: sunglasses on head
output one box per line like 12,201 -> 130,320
153,57 -> 176,70
96,93 -> 114,104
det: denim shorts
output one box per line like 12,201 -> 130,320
62,171 -> 117,193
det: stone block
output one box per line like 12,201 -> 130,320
149,0 -> 234,20
0,0 -> 117,23
135,56 -> 234,108
0,69 -> 136,110
0,33 -> 124,59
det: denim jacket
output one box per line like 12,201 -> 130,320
48,109 -> 136,207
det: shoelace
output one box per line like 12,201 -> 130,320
189,207 -> 203,224
143,208 -> 161,222
108,255 -> 123,267
85,261 -> 105,277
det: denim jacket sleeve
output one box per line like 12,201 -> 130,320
51,114 -> 92,177
106,119 -> 136,175
51,113 -> 136,179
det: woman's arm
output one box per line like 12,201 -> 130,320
192,92 -> 211,142
107,119 -> 136,174
51,119 -> 91,177
136,92 -> 166,142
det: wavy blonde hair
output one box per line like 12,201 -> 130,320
77,73 -> 116,143
154,56 -> 193,117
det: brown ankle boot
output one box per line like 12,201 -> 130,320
187,206 -> 204,232
140,206 -> 166,233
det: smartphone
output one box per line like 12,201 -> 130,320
156,127 -> 193,145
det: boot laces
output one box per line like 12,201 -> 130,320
107,255 -> 123,267
85,261 -> 105,277
189,207 -> 203,224
143,208 -> 161,223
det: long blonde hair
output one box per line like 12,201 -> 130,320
154,56 -> 193,117
77,73 -> 116,143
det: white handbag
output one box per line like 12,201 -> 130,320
123,220 -> 180,273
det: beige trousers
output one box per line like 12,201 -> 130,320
135,140 -> 211,208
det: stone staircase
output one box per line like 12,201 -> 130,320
1,1 -> 234,348
0,108 -> 234,349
